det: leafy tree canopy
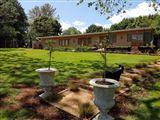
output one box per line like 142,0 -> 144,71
62,27 -> 81,35
110,14 -> 160,34
78,0 -> 160,18
32,16 -> 62,37
29,3 -> 58,21
0,0 -> 28,48
86,24 -> 104,33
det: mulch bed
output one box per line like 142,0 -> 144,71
0,83 -> 130,120
0,84 -> 79,120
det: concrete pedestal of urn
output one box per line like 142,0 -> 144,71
90,78 -> 119,120
36,68 -> 57,98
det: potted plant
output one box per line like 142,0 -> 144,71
90,32 -> 120,120
36,40 -> 57,98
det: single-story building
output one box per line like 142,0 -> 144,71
33,27 -> 157,49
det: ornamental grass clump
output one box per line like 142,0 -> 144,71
68,81 -> 79,92
135,63 -> 147,68
78,103 -> 95,118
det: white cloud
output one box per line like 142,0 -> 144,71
60,21 -> 72,30
109,2 -> 160,24
73,20 -> 85,26
60,20 -> 86,32
94,23 -> 112,29
79,27 -> 87,33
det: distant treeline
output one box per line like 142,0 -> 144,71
110,14 -> 160,34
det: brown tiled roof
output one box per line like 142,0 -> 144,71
37,27 -> 153,40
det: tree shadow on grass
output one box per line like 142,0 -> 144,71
0,53 -> 109,86
120,70 -> 160,120
0,48 -> 26,52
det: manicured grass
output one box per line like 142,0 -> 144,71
0,48 -> 159,85
0,48 -> 160,120
124,75 -> 160,120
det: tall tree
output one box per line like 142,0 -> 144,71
110,14 -> 157,31
62,27 -> 81,35
32,16 -> 62,37
86,24 -> 104,33
29,3 -> 58,21
0,0 -> 27,48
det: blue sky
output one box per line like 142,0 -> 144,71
19,0 -> 159,32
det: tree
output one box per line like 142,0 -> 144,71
110,14 -> 157,31
32,16 -> 62,37
78,0 -> 160,18
62,27 -> 81,35
151,15 -> 160,34
29,3 -> 58,21
0,0 -> 28,48
86,24 -> 104,33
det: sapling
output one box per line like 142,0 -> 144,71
99,30 -> 112,81
46,40 -> 55,70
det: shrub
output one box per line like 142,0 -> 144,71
144,68 -> 155,75
45,92 -> 62,102
156,49 -> 160,55
132,75 -> 142,82
138,46 -> 156,53
0,88 -> 9,98
68,81 -> 79,92
45,46 -> 73,52
106,46 -> 131,53
153,66 -> 160,71
82,79 -> 89,85
75,46 -> 91,52
135,63 -> 147,68
78,103 -> 95,118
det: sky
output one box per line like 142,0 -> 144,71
18,0 -> 160,32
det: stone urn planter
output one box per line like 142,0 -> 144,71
89,78 -> 119,120
36,68 -> 57,98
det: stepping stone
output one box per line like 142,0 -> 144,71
49,88 -> 99,119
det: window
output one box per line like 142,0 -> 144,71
128,34 -> 143,41
132,34 -> 143,41
59,40 -> 70,46
78,38 -> 91,46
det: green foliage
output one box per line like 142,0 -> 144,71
45,92 -> 62,102
135,63 -> 147,68
62,27 -> 81,35
0,88 -> 9,98
75,46 -> 91,52
110,15 -> 154,30
0,108 -> 33,119
46,40 -> 55,69
78,0 -> 160,18
68,81 -> 79,92
132,75 -> 142,82
110,14 -> 160,35
32,16 -> 62,37
0,0 -> 28,48
0,48 -> 159,85
26,26 -> 37,47
78,103 -> 95,118
54,47 -> 73,51
29,3 -> 58,21
86,24 -> 104,33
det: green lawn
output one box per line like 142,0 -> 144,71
0,48 -> 159,85
0,48 -> 160,120
124,73 -> 160,120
